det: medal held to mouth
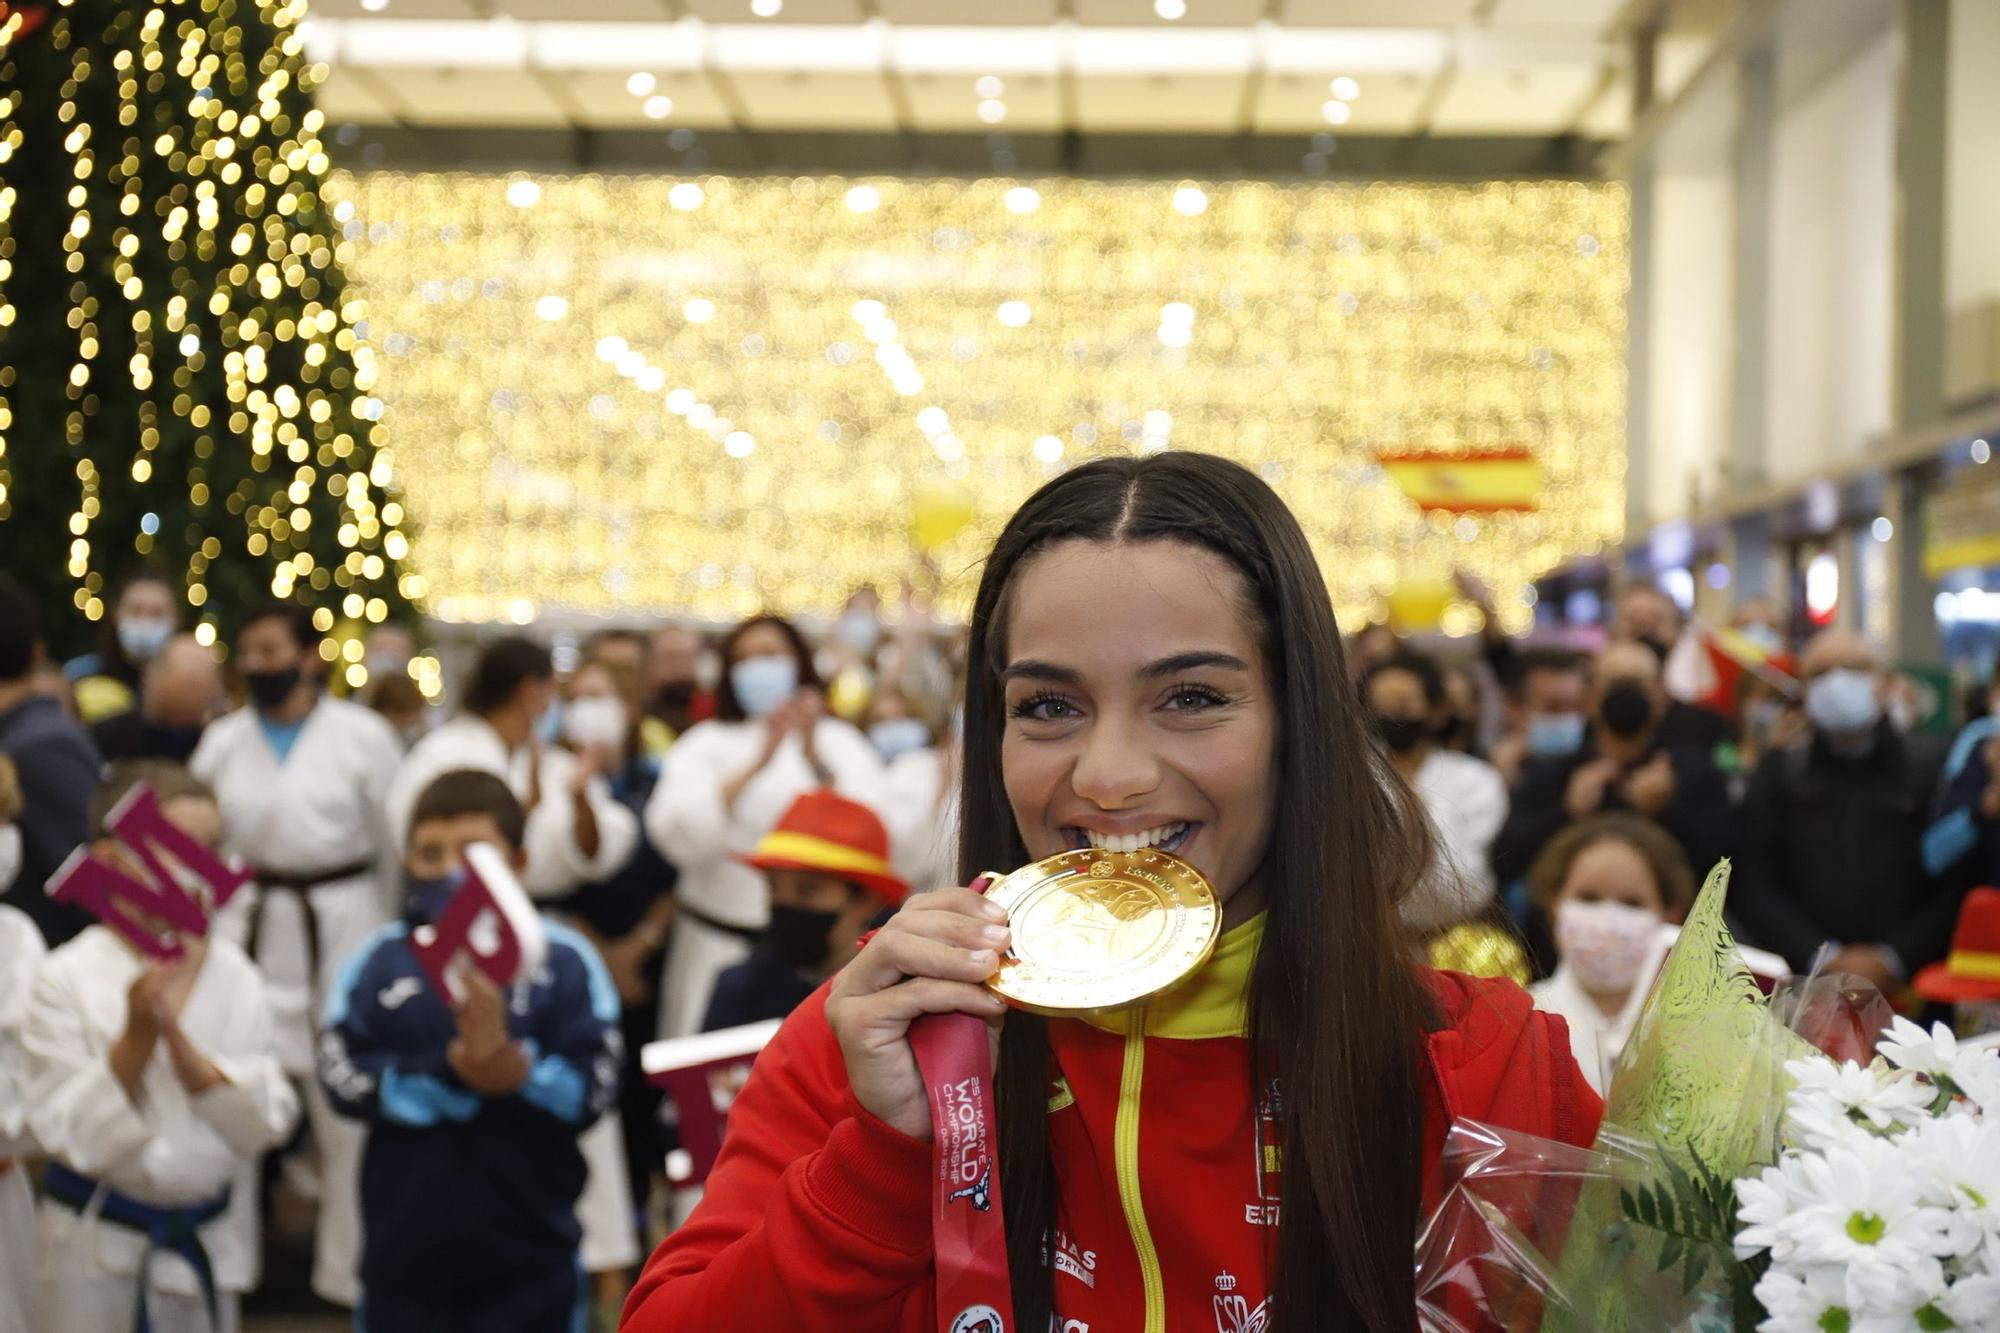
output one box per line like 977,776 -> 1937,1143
980,848 -> 1221,1017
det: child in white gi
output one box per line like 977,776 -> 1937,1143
0,751 -> 43,1333
24,761 -> 298,1333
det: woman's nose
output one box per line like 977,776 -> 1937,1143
1068,716 -> 1162,810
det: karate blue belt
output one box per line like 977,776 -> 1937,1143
42,1160 -> 229,1333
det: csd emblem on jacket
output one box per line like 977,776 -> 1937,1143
1213,1270 -> 1270,1333
950,1304 -> 1005,1333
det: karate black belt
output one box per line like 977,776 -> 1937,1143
43,1160 -> 230,1333
244,858 -> 376,979
678,903 -> 763,942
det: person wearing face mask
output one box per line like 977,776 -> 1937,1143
188,599 -> 406,1308
62,569 -> 181,725
870,684 -> 962,900
560,660 -> 683,1246
1525,815 -> 1697,1094
1491,639 -> 1732,895
91,633 -> 223,764
321,769 -> 620,1333
1487,647 -> 1590,788
1612,584 -> 1735,752
1363,652 -> 1509,930
643,625 -> 712,749
643,614 -> 892,1042
1528,816 -> 1697,1093
1733,629 -> 1954,989
700,790 -> 908,1031
386,637 -> 644,1299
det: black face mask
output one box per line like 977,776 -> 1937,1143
244,665 -> 302,711
1598,681 -> 1656,739
765,904 -> 839,972
653,681 -> 695,714
1372,713 -> 1429,755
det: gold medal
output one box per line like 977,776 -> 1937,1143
980,849 -> 1222,1017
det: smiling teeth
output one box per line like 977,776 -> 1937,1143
1085,824 -> 1187,854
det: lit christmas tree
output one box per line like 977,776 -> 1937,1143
0,0 -> 417,663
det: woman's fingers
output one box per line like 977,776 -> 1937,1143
901,886 -> 1009,924
845,976 -> 1007,1030
834,924 -> 1006,997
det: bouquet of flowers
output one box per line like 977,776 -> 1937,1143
1416,861 -> 2000,1333
1735,1021 -> 2000,1331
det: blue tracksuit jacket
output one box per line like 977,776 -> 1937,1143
319,915 -> 622,1295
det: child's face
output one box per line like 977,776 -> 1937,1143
1555,838 -> 1668,920
97,793 -> 223,942
406,812 -> 520,881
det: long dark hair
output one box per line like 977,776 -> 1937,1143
961,453 -> 1438,1330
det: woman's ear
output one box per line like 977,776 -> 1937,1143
509,848 -> 531,877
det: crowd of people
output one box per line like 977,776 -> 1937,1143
0,542 -> 1995,1330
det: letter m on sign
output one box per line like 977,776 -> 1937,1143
45,783 -> 251,961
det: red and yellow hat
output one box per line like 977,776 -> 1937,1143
1915,887 -> 2000,1004
741,789 -> 910,906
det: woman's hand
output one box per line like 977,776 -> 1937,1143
825,888 -> 1010,1140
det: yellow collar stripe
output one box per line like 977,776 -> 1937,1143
1083,911 -> 1265,1040
749,830 -> 893,881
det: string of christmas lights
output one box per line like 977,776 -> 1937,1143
332,172 -> 1627,632
0,0 -> 414,669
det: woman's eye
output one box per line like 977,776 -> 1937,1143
1165,684 -> 1226,711
1011,693 -> 1079,722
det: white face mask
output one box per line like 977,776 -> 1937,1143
563,695 -> 628,749
1555,899 -> 1662,997
0,824 -> 20,894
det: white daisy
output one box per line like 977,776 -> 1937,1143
1880,1017 -> 2000,1108
1738,1154 -> 1822,1263
1783,1140 -> 1958,1276
1907,1114 -> 2000,1262
1938,1272 -> 2000,1332
1787,1055 -> 1934,1135
1753,1264 -> 1850,1333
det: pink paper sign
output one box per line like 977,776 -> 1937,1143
408,842 -> 547,1004
46,783 -> 252,961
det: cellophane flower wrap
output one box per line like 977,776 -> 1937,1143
1415,860 -> 1996,1333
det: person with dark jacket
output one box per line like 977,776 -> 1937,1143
700,789 -> 907,1032
1732,630 -> 1954,987
1491,638 -> 1732,892
320,770 -> 620,1332
0,578 -> 101,944
89,633 -> 221,764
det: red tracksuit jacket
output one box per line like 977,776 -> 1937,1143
623,915 -> 1601,1332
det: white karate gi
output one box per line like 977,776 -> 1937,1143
0,905 -> 46,1333
25,929 -> 298,1333
384,712 -> 643,1273
189,695 -> 402,1307
643,717 -> 890,1041
883,745 -> 961,899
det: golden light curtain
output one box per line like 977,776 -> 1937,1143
330,172 -> 1627,631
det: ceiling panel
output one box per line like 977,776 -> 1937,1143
878,0 -> 1061,22
1427,63 -> 1602,134
1488,0 -> 1627,30
1072,0 -> 1265,25
562,71 -> 739,128
314,69 -> 399,124
373,68 -> 572,125
901,70 -> 1063,131
500,0 -> 675,18
1072,74 -> 1244,131
1277,0 -> 1480,23
725,70 -> 900,128
1252,70 -> 1430,133
679,0 -> 867,20
306,0 -> 482,16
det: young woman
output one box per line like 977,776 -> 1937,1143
643,614 -> 890,1040
622,454 -> 1601,1331
63,568 -> 180,724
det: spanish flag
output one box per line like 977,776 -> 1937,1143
1376,448 -> 1543,514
